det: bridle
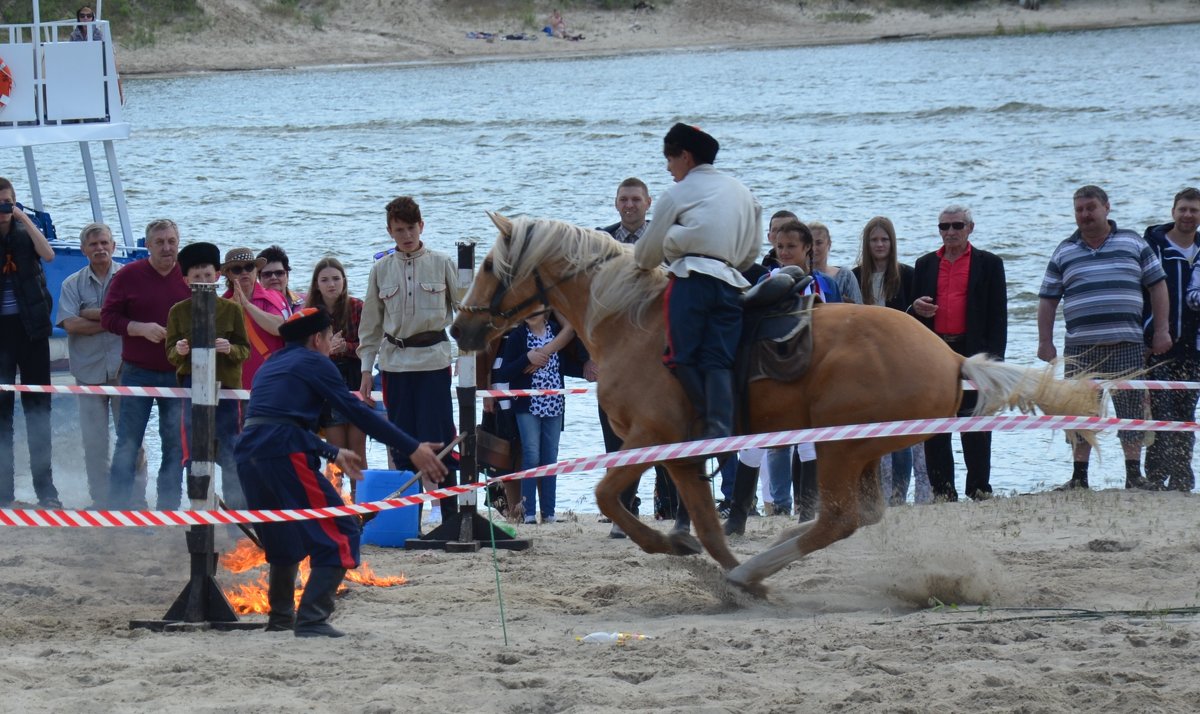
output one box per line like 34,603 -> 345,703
456,223 -> 617,328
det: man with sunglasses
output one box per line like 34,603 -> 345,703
69,6 -> 104,42
101,219 -> 191,509
911,205 -> 1008,502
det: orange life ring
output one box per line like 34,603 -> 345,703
0,57 -> 12,108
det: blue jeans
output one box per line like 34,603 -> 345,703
767,447 -> 793,511
108,363 -> 184,509
719,453 -> 737,501
181,376 -> 245,509
516,411 -> 562,520
663,273 -> 742,371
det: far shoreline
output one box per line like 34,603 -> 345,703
116,4 -> 1200,79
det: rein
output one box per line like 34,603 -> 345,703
457,224 -> 618,326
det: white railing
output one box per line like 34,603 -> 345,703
0,19 -> 125,145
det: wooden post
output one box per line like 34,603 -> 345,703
132,282 -> 256,631
407,241 -> 530,552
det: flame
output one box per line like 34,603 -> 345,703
220,537 -> 267,573
325,462 -> 346,496
220,537 -> 407,615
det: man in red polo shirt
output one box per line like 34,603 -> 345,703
911,205 -> 1008,502
100,219 -> 191,509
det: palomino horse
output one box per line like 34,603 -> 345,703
451,214 -> 1098,593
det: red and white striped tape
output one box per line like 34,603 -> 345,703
478,387 -> 592,398
0,382 -> 590,400
2,413 -> 1196,528
0,383 -> 378,401
5,380 -> 1200,401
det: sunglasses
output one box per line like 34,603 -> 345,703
938,221 -> 967,231
260,269 -> 286,279
226,263 -> 256,275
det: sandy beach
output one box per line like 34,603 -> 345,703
2,488 -> 1198,711
4,2 -> 1199,711
117,0 -> 1200,75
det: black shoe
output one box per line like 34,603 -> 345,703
716,500 -> 732,519
1054,478 -> 1089,491
37,497 -> 63,509
295,567 -> 347,638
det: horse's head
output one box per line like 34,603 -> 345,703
451,212 -> 555,352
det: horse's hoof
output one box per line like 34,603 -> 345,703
667,530 -> 702,556
726,569 -> 769,599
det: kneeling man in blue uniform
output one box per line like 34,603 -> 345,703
235,306 -> 447,638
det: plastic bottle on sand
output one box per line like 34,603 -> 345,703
576,632 -> 651,644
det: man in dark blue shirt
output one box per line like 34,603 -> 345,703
236,306 -> 446,637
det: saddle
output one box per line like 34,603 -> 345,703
737,266 -> 818,386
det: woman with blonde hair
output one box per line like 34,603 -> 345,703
809,221 -> 862,304
852,217 -> 920,504
304,257 -> 366,471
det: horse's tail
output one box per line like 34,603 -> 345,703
960,354 -> 1100,417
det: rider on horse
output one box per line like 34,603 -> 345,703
633,123 -> 762,440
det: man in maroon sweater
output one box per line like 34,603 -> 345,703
100,219 -> 191,509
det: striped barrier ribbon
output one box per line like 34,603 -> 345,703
4,380 -> 1200,400
2,413 -> 1196,528
0,383 -> 593,400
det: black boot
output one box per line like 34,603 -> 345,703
672,365 -> 706,438
295,566 -> 347,638
703,369 -> 735,440
724,461 -> 760,536
266,562 -> 299,632
794,455 -> 819,522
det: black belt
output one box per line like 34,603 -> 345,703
937,333 -> 966,344
244,415 -> 312,430
384,330 -> 448,349
682,253 -> 733,267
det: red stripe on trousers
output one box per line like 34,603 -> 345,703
289,452 -> 355,568
661,275 -> 677,368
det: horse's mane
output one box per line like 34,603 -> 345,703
494,216 -> 669,336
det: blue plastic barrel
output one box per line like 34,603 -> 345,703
356,469 -> 420,547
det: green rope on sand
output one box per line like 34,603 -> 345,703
484,498 -> 510,646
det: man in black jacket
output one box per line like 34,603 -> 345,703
595,177 -> 680,536
0,177 -> 58,508
1143,187 -> 1200,491
911,205 -> 1007,501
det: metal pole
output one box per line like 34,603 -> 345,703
103,140 -> 135,249
22,147 -> 44,213
79,142 -> 105,224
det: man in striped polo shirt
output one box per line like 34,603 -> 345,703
1037,185 -> 1171,490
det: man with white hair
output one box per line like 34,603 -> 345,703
911,205 -> 1008,501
